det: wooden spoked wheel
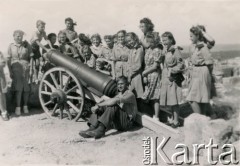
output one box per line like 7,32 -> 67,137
39,67 -> 85,121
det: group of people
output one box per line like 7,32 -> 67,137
0,17 -> 215,138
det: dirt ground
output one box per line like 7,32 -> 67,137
0,108 -> 183,165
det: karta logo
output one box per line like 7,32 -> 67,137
142,137 -> 239,165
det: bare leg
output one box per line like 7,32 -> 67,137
172,105 -> 180,125
152,100 -> 160,120
0,92 -> 7,113
0,92 -> 9,120
189,101 -> 201,114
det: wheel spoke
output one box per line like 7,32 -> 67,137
67,95 -> 83,101
43,80 -> 56,91
40,67 -> 84,121
59,71 -> 63,89
44,84 -> 48,92
41,91 -> 52,95
50,73 -> 59,89
66,85 -> 78,94
59,107 -> 63,119
63,76 -> 71,91
51,104 -> 58,116
44,100 -> 52,106
67,101 -> 80,113
64,106 -> 72,120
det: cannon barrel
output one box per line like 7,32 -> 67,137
46,50 -> 117,97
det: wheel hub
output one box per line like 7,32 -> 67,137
50,90 -> 67,104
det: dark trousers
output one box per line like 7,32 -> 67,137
88,105 -> 132,131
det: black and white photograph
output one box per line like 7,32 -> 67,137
0,0 -> 239,165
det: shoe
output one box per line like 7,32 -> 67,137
171,122 -> 180,128
86,130 -> 105,139
152,116 -> 159,122
86,123 -> 106,139
23,106 -> 29,114
165,121 -> 173,126
15,107 -> 21,116
1,111 -> 9,121
79,125 -> 96,138
79,131 -> 94,138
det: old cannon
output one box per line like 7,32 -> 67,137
39,50 -> 117,121
39,50 -> 182,136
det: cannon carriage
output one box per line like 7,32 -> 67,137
39,50 -> 180,136
39,50 -> 117,121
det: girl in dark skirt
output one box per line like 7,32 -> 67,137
7,30 -> 33,116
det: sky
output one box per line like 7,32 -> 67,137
0,0 -> 240,54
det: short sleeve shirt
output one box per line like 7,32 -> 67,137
144,47 -> 162,69
7,43 -> 32,63
191,42 -> 213,66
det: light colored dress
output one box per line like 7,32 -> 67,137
61,29 -> 78,42
7,42 -> 33,92
186,42 -> 213,103
142,47 -> 162,100
128,44 -> 144,98
111,44 -> 130,78
160,46 -> 185,106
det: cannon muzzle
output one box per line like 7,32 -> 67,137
46,50 -> 117,97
